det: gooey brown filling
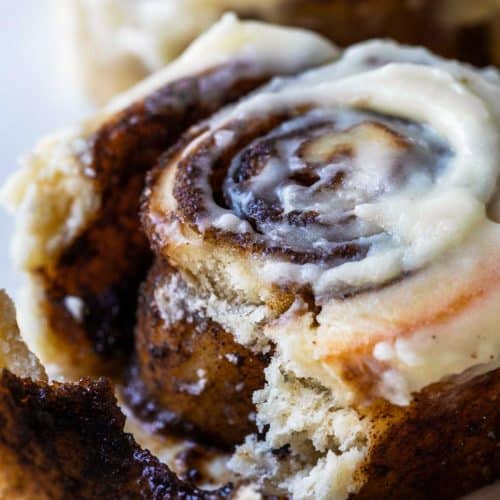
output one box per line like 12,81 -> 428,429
175,107 -> 450,263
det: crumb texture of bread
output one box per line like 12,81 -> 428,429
229,357 -> 369,499
230,358 -> 500,499
1,131 -> 99,271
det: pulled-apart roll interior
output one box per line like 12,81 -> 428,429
2,15 -> 500,500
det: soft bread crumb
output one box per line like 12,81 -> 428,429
154,268 -> 271,350
229,358 -> 369,499
0,290 -> 47,382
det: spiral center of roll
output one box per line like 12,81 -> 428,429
223,109 -> 450,262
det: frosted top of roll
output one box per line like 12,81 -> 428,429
162,38 -> 500,298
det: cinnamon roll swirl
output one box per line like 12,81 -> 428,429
2,15 -> 500,500
144,38 -> 500,406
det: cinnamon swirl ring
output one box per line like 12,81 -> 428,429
2,15 -> 500,500
141,37 -> 500,497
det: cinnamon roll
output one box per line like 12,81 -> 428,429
3,15 -> 500,500
61,0 -> 500,102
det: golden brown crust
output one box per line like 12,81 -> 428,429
355,368 -> 500,499
131,259 -> 267,449
0,369 -> 231,499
